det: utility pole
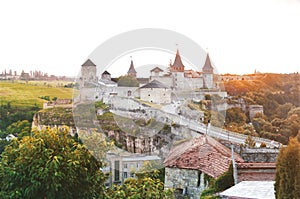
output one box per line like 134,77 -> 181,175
231,145 -> 238,185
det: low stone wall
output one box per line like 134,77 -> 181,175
164,167 -> 208,199
240,148 -> 279,163
220,141 -> 279,163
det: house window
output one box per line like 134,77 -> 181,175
148,94 -> 150,96
127,90 -> 132,97
124,163 -> 127,169
123,172 -> 128,179
197,170 -> 202,187
114,160 -> 120,182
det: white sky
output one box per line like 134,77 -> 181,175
0,0 -> 300,77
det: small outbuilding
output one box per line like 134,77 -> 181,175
164,135 -> 244,198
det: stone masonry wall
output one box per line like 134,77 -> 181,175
165,167 -> 208,199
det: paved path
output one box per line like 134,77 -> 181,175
111,97 -> 281,148
179,116 -> 281,148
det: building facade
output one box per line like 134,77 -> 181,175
150,50 -> 215,90
139,80 -> 171,104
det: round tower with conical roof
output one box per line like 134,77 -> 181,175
202,51 -> 214,89
170,49 -> 186,89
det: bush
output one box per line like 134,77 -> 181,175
260,142 -> 267,148
214,164 -> 234,192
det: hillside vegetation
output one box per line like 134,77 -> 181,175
0,81 -> 74,108
224,73 -> 300,96
223,73 -> 300,144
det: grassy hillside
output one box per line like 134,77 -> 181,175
0,81 -> 75,108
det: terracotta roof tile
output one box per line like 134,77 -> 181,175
237,162 -> 276,169
164,135 -> 244,178
171,49 -> 185,72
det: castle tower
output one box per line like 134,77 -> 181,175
80,59 -> 97,88
127,58 -> 137,78
170,49 -> 185,89
202,51 -> 214,89
170,49 -> 185,72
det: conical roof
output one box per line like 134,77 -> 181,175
171,49 -> 185,71
82,59 -> 96,67
127,60 -> 137,74
202,53 -> 214,73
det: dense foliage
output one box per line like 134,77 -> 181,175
105,169 -> 173,199
0,127 -> 108,199
221,74 -> 300,144
0,103 -> 39,131
38,107 -> 74,127
200,165 -> 234,199
117,76 -> 139,87
275,137 -> 300,199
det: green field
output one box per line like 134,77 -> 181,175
0,81 -> 75,108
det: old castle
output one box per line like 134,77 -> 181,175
77,49 -> 226,104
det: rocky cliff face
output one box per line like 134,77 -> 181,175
32,106 -> 187,157
32,107 -> 75,130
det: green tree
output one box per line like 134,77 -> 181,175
275,103 -> 295,119
225,107 -> 247,125
0,139 -> 9,154
200,165 -> 234,199
117,76 -> 139,87
5,120 -> 31,138
0,126 -> 108,199
105,169 -> 173,199
275,138 -> 300,198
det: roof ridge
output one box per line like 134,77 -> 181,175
82,59 -> 96,67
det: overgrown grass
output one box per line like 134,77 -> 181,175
0,81 -> 74,108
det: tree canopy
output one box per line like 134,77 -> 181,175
105,169 -> 173,199
275,137 -> 300,198
117,76 -> 139,87
0,126 -> 108,199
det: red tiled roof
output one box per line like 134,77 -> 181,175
171,49 -> 185,72
237,162 -> 276,169
164,135 -> 244,178
237,163 -> 276,181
